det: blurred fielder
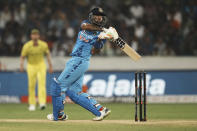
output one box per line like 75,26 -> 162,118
20,29 -> 53,111
47,7 -> 119,121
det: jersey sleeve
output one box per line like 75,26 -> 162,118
43,42 -> 49,54
80,20 -> 90,30
21,44 -> 28,57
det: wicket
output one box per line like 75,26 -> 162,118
135,71 -> 147,122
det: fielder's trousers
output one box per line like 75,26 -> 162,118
27,62 -> 46,105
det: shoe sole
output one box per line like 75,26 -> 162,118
47,114 -> 68,121
28,108 -> 36,111
103,110 -> 111,119
59,115 -> 68,121
93,110 -> 111,121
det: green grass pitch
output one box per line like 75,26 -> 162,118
0,103 -> 197,131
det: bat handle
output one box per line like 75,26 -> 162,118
114,37 -> 126,49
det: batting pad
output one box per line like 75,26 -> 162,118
50,78 -> 61,96
66,90 -> 101,116
50,78 -> 65,120
52,96 -> 64,121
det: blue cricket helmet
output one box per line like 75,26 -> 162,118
89,7 -> 108,27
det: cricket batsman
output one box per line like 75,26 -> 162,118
20,29 -> 53,111
47,7 -> 119,121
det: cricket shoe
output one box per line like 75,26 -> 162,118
47,113 -> 68,121
93,107 -> 111,121
28,105 -> 36,111
40,104 -> 46,110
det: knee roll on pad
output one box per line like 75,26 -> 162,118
51,78 -> 61,96
66,90 -> 101,116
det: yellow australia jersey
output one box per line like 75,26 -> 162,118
21,40 -> 49,65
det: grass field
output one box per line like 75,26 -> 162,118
0,103 -> 197,131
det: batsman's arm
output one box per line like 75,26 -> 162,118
81,23 -> 103,31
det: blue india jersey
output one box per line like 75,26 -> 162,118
70,20 -> 106,60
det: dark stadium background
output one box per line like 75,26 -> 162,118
0,0 -> 196,57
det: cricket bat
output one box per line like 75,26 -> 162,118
114,37 -> 141,61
